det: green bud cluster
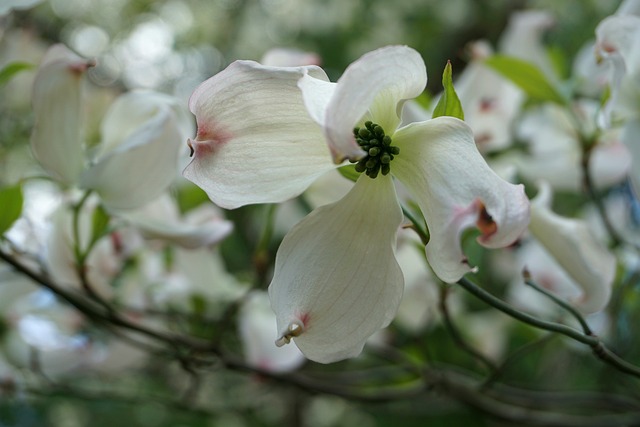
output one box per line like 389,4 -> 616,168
350,121 -> 400,179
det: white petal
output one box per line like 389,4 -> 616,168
303,169 -> 354,209
498,10 -> 557,82
392,117 -> 530,283
261,48 -> 321,67
117,194 -> 233,249
509,240 -> 584,317
454,41 -> 524,153
269,174 -> 404,363
323,46 -> 427,163
528,182 -> 615,313
98,90 -> 194,158
81,108 -> 182,210
590,131 -> 632,189
298,71 -> 336,127
595,15 -> 640,76
173,248 -> 247,303
595,15 -> 640,127
183,60 -> 336,209
31,44 -> 91,185
617,0 -> 640,15
4,304 -> 89,377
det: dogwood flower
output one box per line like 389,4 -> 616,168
594,6 -> 640,189
498,10 -> 557,83
31,44 -> 192,210
454,40 -> 524,153
527,182 -> 616,314
514,101 -> 631,191
184,45 -> 530,363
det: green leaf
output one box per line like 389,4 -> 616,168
190,294 -> 207,316
0,184 -> 23,235
432,61 -> 464,120
338,164 -> 360,182
90,204 -> 110,246
484,55 -> 567,105
0,62 -> 34,88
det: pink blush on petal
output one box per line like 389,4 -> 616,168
188,122 -> 233,158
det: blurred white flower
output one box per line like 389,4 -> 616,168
498,10 -> 557,83
594,3 -> 640,193
131,248 -> 247,316
116,194 -> 233,249
30,44 -> 194,210
454,40 -> 524,153
526,182 -> 616,314
261,47 -> 321,67
1,291 -> 90,378
45,199 -> 123,300
514,102 -> 631,191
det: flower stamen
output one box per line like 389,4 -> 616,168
350,121 -> 400,179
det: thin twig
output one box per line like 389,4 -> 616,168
523,273 -> 593,335
401,206 -> 429,245
457,276 -> 640,379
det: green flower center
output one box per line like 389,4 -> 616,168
350,121 -> 399,179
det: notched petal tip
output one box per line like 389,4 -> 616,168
187,139 -> 195,157
330,144 -> 366,165
476,200 -> 498,243
275,321 -> 305,347
186,128 -> 232,160
461,256 -> 480,274
68,58 -> 96,75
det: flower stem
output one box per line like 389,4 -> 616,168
401,205 -> 429,245
523,274 -> 593,335
457,276 -> 640,379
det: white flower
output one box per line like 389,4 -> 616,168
527,182 -> 616,314
454,40 -> 524,153
498,10 -> 557,83
31,44 -> 192,210
514,102 -> 631,191
124,248 -> 247,316
594,7 -> 640,190
1,291 -> 90,378
261,48 -> 321,67
184,46 -> 530,363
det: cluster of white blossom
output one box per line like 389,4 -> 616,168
0,0 -> 639,424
